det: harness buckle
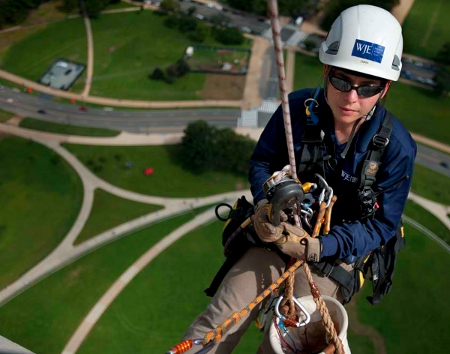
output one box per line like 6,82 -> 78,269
372,134 -> 389,150
316,261 -> 335,278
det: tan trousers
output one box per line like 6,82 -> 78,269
182,247 -> 345,354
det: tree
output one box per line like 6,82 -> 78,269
180,121 -> 216,173
187,6 -> 196,16
61,0 -> 79,13
210,13 -> 232,27
190,22 -> 210,42
213,27 -> 244,46
150,67 -> 165,80
160,0 -> 180,14
83,0 -> 109,18
179,121 -> 255,176
435,42 -> 450,65
321,0 -> 400,31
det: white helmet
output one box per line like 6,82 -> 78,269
319,5 -> 403,81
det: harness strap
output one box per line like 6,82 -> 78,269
313,262 -> 356,303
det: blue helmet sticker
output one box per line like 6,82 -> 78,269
351,39 -> 385,63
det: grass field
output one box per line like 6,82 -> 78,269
354,201 -> 450,353
294,53 -> 450,146
0,208 -> 212,354
2,18 -> 87,83
74,188 -> 163,245
401,0 -> 449,59
86,11 -> 250,100
64,144 -> 250,197
0,136 -> 83,288
19,118 -> 120,137
0,109 -> 14,122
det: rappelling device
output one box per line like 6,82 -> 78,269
263,170 -> 305,226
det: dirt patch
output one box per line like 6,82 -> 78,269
200,74 -> 246,100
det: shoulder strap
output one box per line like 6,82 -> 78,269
298,88 -> 326,178
359,111 -> 394,190
357,111 -> 394,219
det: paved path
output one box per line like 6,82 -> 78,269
80,1 -> 94,98
0,123 -> 250,307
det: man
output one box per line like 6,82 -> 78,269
182,5 -> 416,353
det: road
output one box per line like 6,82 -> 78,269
0,86 -> 240,134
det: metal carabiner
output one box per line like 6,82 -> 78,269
274,296 -> 311,327
194,341 -> 215,354
325,187 -> 334,208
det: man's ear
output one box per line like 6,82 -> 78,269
381,81 -> 392,98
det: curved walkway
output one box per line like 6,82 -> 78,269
80,0 -> 94,98
0,123 -> 251,307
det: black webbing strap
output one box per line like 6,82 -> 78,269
313,261 -> 356,303
359,111 -> 394,190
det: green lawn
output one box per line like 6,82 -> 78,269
74,188 -> 163,245
64,144 -> 249,197
2,18 -> 87,83
0,208 -> 211,354
0,109 -> 14,122
353,201 -> 450,353
0,137 -> 83,288
410,164 -> 450,206
87,11 -> 250,100
294,53 -> 450,146
402,0 -> 449,59
19,118 -> 120,137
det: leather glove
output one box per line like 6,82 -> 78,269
276,224 -> 322,262
252,199 -> 288,243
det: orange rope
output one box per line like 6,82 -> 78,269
202,259 -> 304,346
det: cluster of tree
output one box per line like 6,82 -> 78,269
320,0 -> 400,31
61,0 -> 121,18
179,121 -> 256,176
433,43 -> 450,96
149,59 -> 190,84
0,0 -> 47,28
225,0 -> 319,18
163,13 -> 211,42
161,1 -> 244,45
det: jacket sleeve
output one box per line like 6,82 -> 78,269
248,106 -> 291,204
320,125 -> 417,259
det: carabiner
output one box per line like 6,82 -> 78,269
274,296 -> 311,327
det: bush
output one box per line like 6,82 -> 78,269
213,27 -> 244,45
180,121 -> 255,176
163,16 -> 178,29
178,15 -> 197,32
150,67 -> 165,80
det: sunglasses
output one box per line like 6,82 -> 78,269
329,73 -> 385,98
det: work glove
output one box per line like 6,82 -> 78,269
252,199 -> 288,243
276,224 -> 322,262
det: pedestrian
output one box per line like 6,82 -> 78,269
181,4 -> 416,353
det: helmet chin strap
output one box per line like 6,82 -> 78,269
340,105 -> 376,159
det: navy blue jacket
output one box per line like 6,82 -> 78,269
249,88 -> 417,260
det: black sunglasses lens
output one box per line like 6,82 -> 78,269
330,75 -> 383,97
357,86 -> 383,97
330,77 -> 351,92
